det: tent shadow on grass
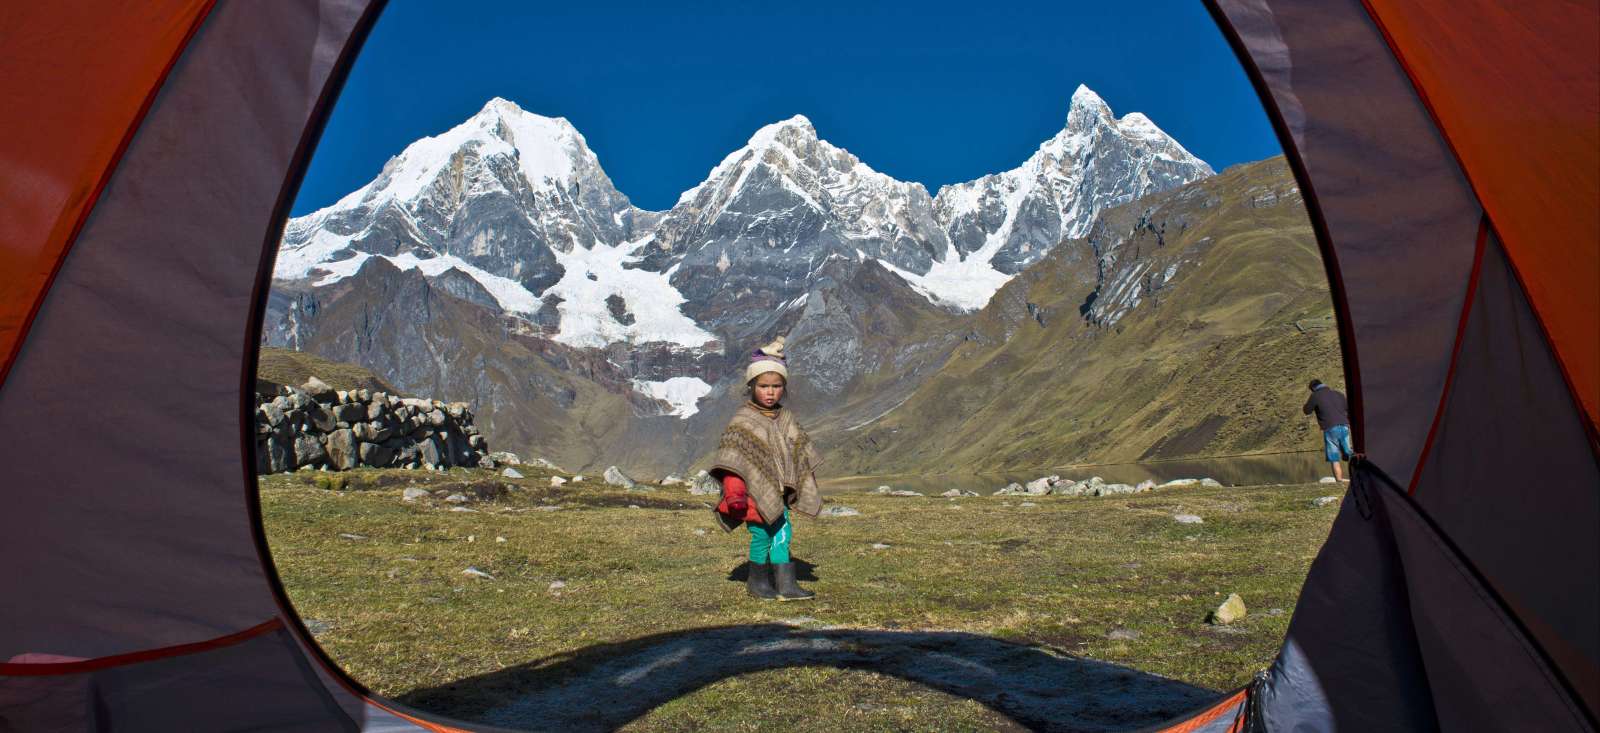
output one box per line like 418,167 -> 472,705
395,624 -> 1219,732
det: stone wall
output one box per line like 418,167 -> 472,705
255,376 -> 489,473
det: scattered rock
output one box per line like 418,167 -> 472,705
1174,514 -> 1204,524
627,504 -> 641,509
530,457 -> 564,472
495,536 -> 506,543
444,493 -> 469,504
337,532 -> 367,541
661,475 -> 685,486
402,487 -> 430,502
1024,475 -> 1058,494
603,466 -> 637,488
687,473 -> 719,495
1158,478 -> 1201,489
477,455 -> 497,469
448,506 -> 478,513
502,467 -> 524,479
1135,480 -> 1156,492
939,489 -> 980,497
992,482 -> 1025,496
572,475 -> 585,483
1200,478 -> 1223,487
872,485 -> 892,494
304,619 -> 332,635
1107,628 -> 1141,641
693,528 -> 707,536
820,505 -> 860,517
535,505 -> 562,511
870,543 -> 892,550
462,567 -> 494,580
550,476 -> 568,487
548,580 -> 567,591
888,489 -> 924,497
1267,608 -> 1285,616
1019,501 -> 1037,507
489,451 -> 523,466
1207,593 -> 1247,624
1311,496 -> 1341,507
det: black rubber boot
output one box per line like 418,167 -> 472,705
746,561 -> 778,600
772,562 -> 815,601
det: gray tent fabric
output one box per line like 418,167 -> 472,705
1410,235 -> 1600,713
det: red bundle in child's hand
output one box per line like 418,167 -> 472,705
720,473 -> 750,515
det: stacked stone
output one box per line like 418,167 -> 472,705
255,376 -> 489,473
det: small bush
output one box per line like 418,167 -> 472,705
311,474 -> 349,491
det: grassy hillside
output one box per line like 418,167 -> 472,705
257,346 -> 401,396
817,157 -> 1343,474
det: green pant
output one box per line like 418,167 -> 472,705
747,509 -> 792,564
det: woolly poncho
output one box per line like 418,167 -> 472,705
711,402 -> 822,527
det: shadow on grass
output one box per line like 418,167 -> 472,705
394,624 -> 1219,732
725,556 -> 818,582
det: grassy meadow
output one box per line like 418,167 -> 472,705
260,464 -> 1342,731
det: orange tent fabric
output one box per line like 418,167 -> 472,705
0,1 -> 214,385
1362,0 -> 1600,429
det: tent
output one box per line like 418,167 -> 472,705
1,1 -> 1594,730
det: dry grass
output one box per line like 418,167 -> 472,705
261,465 -> 1341,730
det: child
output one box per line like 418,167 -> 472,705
711,336 -> 823,601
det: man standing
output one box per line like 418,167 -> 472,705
1303,379 -> 1352,482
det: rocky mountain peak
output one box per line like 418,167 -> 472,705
1066,84 -> 1114,127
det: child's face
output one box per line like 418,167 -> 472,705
751,373 -> 785,408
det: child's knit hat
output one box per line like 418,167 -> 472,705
744,336 -> 788,383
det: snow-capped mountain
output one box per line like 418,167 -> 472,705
276,97 -> 653,305
276,88 -> 1209,336
923,85 -> 1213,307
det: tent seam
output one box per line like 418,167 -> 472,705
1406,216 -> 1488,494
0,618 -> 281,676
1363,461 -> 1598,728
1357,0 -> 1600,448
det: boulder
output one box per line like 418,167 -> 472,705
426,409 -> 447,428
1099,483 -> 1138,496
264,435 -> 295,473
873,485 -> 893,495
292,434 -> 326,467
603,466 -> 637,488
1135,480 -> 1157,492
661,475 -> 685,486
1173,514 -> 1204,524
1024,475 -> 1058,494
888,490 -> 924,497
820,506 -> 860,517
1200,478 -> 1223,487
1311,496 -> 1341,507
1108,628 -> 1142,641
550,476 -> 567,487
304,403 -> 336,433
417,438 -> 441,468
1207,593 -> 1247,624
259,402 -> 285,427
444,493 -> 469,504
503,467 -> 524,479
1158,478 -> 1201,489
477,455 -> 497,469
992,482 -> 1025,496
489,451 -> 523,466
335,390 -> 349,404
402,487 -> 430,502
301,377 -> 336,402
687,473 -> 719,495
325,429 -> 358,470
332,403 -> 365,424
1318,476 -> 1339,484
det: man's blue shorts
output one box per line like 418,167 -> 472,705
1323,424 -> 1353,463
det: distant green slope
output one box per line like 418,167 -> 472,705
257,346 -> 402,397
818,157 -> 1344,474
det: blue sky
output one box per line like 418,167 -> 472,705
292,1 -> 1281,216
